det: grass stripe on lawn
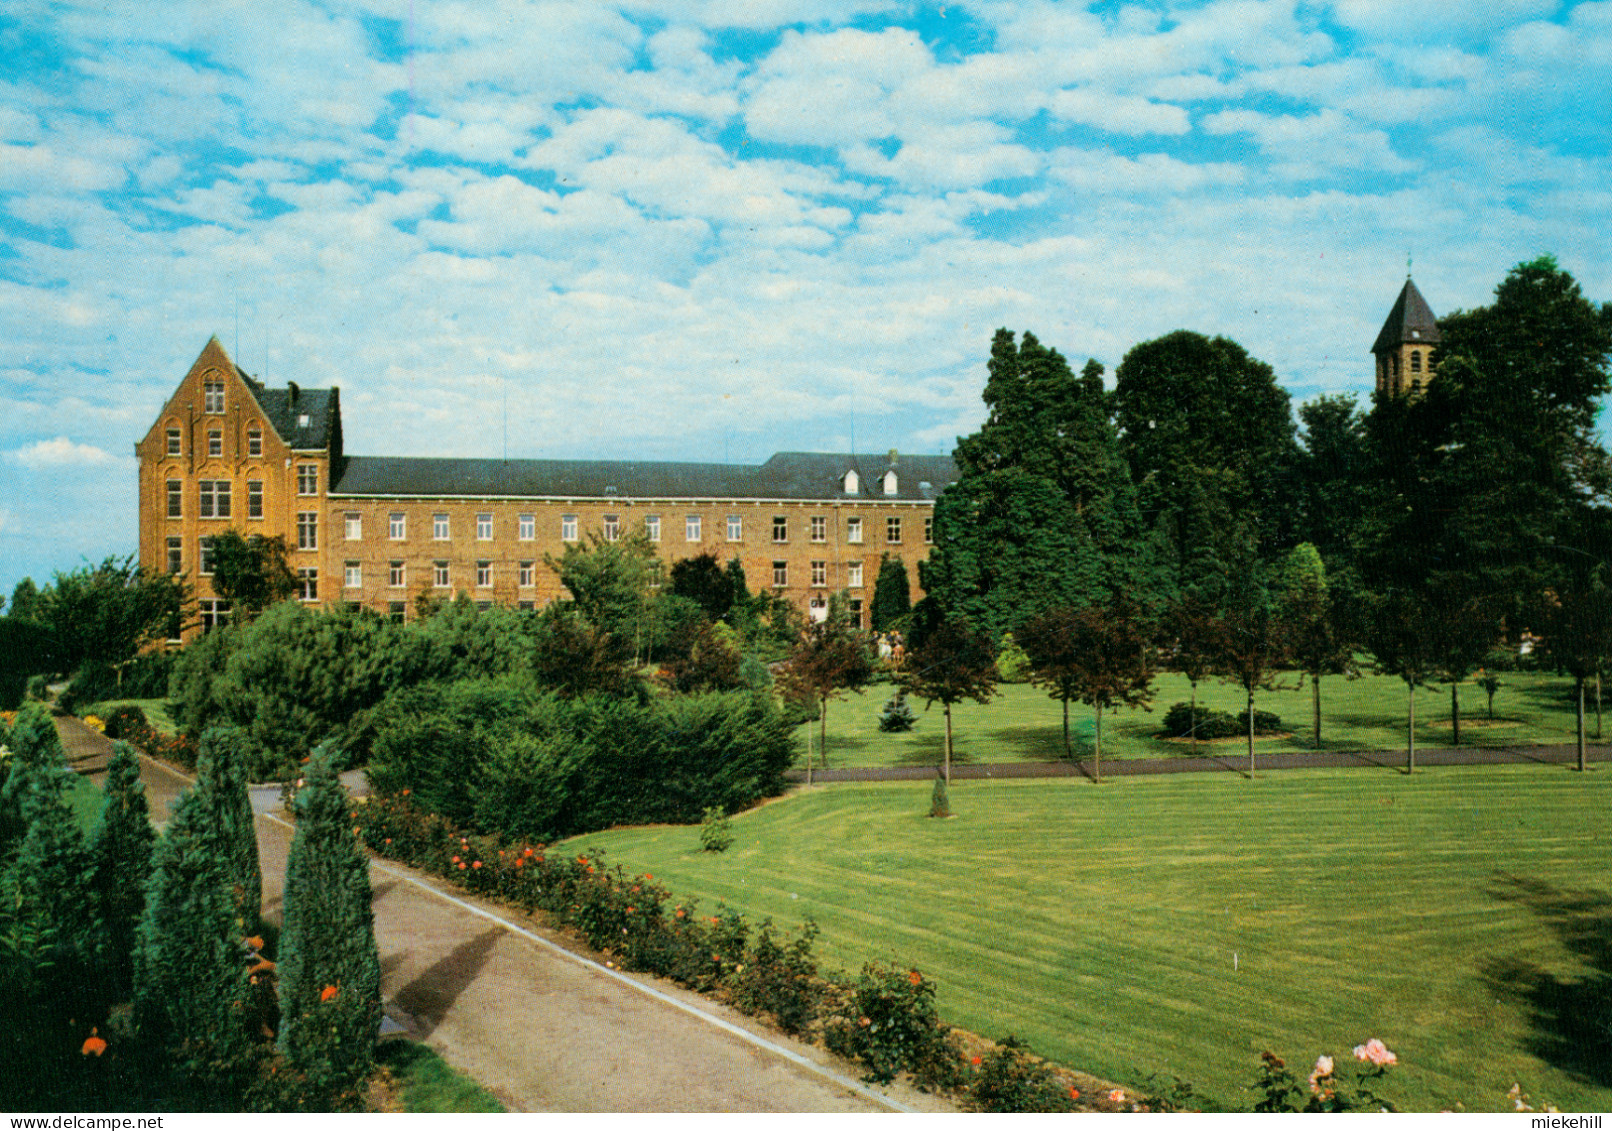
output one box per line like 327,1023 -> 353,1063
564,765 -> 1612,1112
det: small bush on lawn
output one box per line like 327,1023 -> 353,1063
1161,702 -> 1284,741
968,1035 -> 1077,1112
823,964 -> 961,1088
699,806 -> 734,852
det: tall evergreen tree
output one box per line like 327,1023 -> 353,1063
1113,329 -> 1300,585
133,784 -> 258,1108
869,554 -> 912,634
276,747 -> 381,1108
88,741 -> 156,997
195,725 -> 262,935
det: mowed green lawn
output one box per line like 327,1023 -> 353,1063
815,668 -> 1597,769
564,766 -> 1612,1111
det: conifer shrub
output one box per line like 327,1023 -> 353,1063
929,773 -> 952,818
196,725 -> 263,933
134,784 -> 261,1109
699,805 -> 734,852
877,690 -> 918,732
88,741 -> 156,997
275,748 -> 382,1111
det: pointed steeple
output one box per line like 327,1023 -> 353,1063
1372,277 -> 1441,397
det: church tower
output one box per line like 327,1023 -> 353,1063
1372,276 -> 1441,397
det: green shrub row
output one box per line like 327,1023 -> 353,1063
364,678 -> 797,841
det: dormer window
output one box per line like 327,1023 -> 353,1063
298,412 -> 310,428
882,470 -> 898,496
843,469 -> 859,494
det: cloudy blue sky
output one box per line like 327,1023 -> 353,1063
2,0 -> 1609,598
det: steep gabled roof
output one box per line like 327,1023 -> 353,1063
244,377 -> 340,450
1372,278 -> 1442,354
329,450 -> 958,501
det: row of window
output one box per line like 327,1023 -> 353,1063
174,534 -> 873,593
350,510 -> 929,545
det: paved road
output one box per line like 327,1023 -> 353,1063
54,717 -> 942,1114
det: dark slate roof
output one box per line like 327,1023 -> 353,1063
243,374 -> 340,450
331,451 -> 959,502
1371,278 -> 1442,354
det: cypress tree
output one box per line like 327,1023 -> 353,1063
275,746 -> 381,1108
88,741 -> 156,996
133,784 -> 258,1108
195,725 -> 262,934
870,554 -> 912,634
1,701 -> 65,849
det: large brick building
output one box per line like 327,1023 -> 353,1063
137,338 -> 958,637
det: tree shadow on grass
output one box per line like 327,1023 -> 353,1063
1481,875 -> 1612,1088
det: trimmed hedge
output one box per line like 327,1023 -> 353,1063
1161,702 -> 1284,741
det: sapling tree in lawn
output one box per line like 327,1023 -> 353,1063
1214,580 -> 1288,778
88,741 -> 156,997
1277,543 -> 1356,749
1019,600 -> 1154,782
276,747 -> 382,1108
1539,580 -> 1612,772
1361,590 -> 1442,774
897,600 -> 998,784
776,594 -> 875,784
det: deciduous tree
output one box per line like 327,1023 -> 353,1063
897,601 -> 998,784
776,597 -> 874,784
207,531 -> 297,621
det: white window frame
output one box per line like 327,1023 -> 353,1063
166,537 -> 182,575
726,514 -> 743,542
389,561 -> 405,588
886,516 -> 902,544
518,560 -> 535,588
810,560 -> 827,587
199,480 -> 231,519
207,430 -> 222,458
772,560 -> 788,588
203,380 -> 225,414
297,464 -> 319,496
167,479 -> 182,519
477,512 -> 493,541
433,513 -> 450,540
433,560 -> 450,589
247,429 -> 262,458
848,561 -> 863,588
166,428 -> 181,457
476,560 -> 493,588
685,514 -> 701,542
198,536 -> 216,576
846,516 -> 863,544
562,514 -> 578,542
389,512 -> 406,540
518,513 -> 535,541
297,511 -> 318,551
772,515 -> 788,543
645,515 -> 661,543
297,568 -> 318,602
810,515 -> 826,542
344,512 -> 362,540
344,562 -> 362,589
602,514 -> 621,542
247,480 -> 263,520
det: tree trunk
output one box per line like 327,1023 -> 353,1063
819,697 -> 829,771
1062,696 -> 1071,760
1189,681 -> 1198,754
1577,675 -> 1587,773
1312,673 -> 1321,749
1093,702 -> 1104,783
1247,686 -> 1256,778
1406,682 -> 1416,774
1450,682 -> 1461,747
805,701 -> 814,786
1597,671 -> 1603,742
943,701 -> 953,785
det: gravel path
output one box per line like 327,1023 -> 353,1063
53,716 -> 946,1114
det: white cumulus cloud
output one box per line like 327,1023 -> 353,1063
10,437 -> 119,469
